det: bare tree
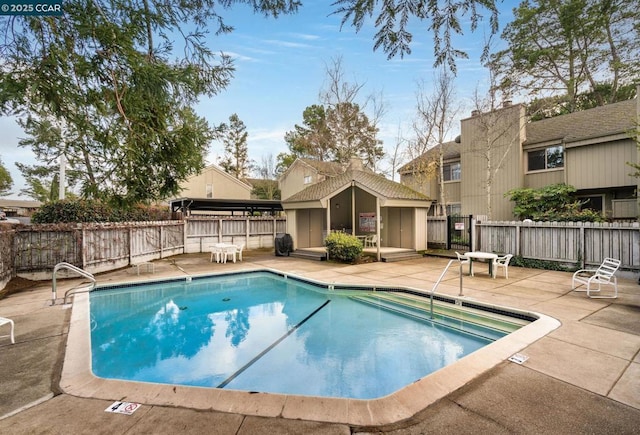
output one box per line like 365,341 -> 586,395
252,154 -> 280,199
319,55 -> 386,169
413,69 -> 459,215
468,68 -> 525,220
383,123 -> 408,181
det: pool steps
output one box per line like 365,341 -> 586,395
350,292 -> 527,341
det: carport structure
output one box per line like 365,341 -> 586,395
281,167 -> 432,261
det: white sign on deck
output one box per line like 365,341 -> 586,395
508,353 -> 529,364
105,401 -> 141,415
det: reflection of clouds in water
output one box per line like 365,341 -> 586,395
136,303 -> 290,386
94,273 -> 493,399
145,300 -> 181,340
226,311 -> 473,399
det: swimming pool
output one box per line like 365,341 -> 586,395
89,271 -> 531,399
62,267 -> 560,426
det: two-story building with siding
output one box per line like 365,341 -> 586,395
399,96 -> 639,221
178,164 -> 253,200
279,158 -> 346,201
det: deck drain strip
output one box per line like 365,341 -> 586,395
217,300 -> 331,388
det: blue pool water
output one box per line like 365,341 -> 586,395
90,271 -> 506,399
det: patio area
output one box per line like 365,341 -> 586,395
0,250 -> 638,434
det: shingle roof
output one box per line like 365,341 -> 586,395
398,141 -> 461,173
525,98 -> 637,145
283,169 -> 431,203
298,158 -> 345,176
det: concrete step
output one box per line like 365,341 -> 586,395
290,250 -> 327,261
381,251 -> 424,262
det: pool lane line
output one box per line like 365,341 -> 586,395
217,299 -> 331,389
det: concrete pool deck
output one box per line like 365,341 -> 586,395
1,251 -> 639,433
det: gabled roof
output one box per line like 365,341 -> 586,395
199,164 -> 253,190
277,158 -> 346,183
525,98 -> 637,145
298,158 -> 345,176
398,141 -> 461,173
283,169 -> 430,203
0,199 -> 42,208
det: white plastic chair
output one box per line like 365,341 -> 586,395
572,257 -> 620,298
0,317 -> 15,344
455,251 -> 470,275
210,246 -> 225,263
493,254 -> 513,279
364,234 -> 377,247
236,243 -> 245,262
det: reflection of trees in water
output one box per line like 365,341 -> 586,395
93,298 -> 215,378
224,308 -> 250,347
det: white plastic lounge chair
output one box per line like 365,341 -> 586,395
572,257 -> 620,298
0,316 -> 15,344
493,254 -> 513,279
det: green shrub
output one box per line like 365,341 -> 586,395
509,255 -> 574,272
32,200 -> 172,223
324,232 -> 363,263
506,184 -> 605,222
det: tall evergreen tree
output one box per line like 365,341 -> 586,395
218,114 -> 252,179
0,1 -> 298,205
491,0 -> 639,110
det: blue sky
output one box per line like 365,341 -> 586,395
0,2 -> 514,198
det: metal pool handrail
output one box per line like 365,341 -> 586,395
430,259 -> 461,319
52,262 -> 96,305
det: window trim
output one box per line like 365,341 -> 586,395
442,162 -> 461,182
526,145 -> 564,173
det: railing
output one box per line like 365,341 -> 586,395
51,262 -> 96,305
430,259 -> 462,319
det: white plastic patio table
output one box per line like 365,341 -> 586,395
464,251 -> 498,278
210,243 -> 238,263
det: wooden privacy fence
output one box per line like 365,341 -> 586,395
475,221 -> 640,271
3,217 -> 286,281
426,217 -> 639,271
184,217 -> 286,253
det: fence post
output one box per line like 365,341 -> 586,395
159,224 -> 164,259
515,222 -> 521,257
579,225 -> 585,269
81,227 -> 87,269
246,218 -> 250,247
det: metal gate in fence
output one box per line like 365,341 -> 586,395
447,215 -> 472,251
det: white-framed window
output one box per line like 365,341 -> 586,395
206,183 -> 213,198
303,175 -> 312,184
527,146 -> 564,171
443,162 -> 461,181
